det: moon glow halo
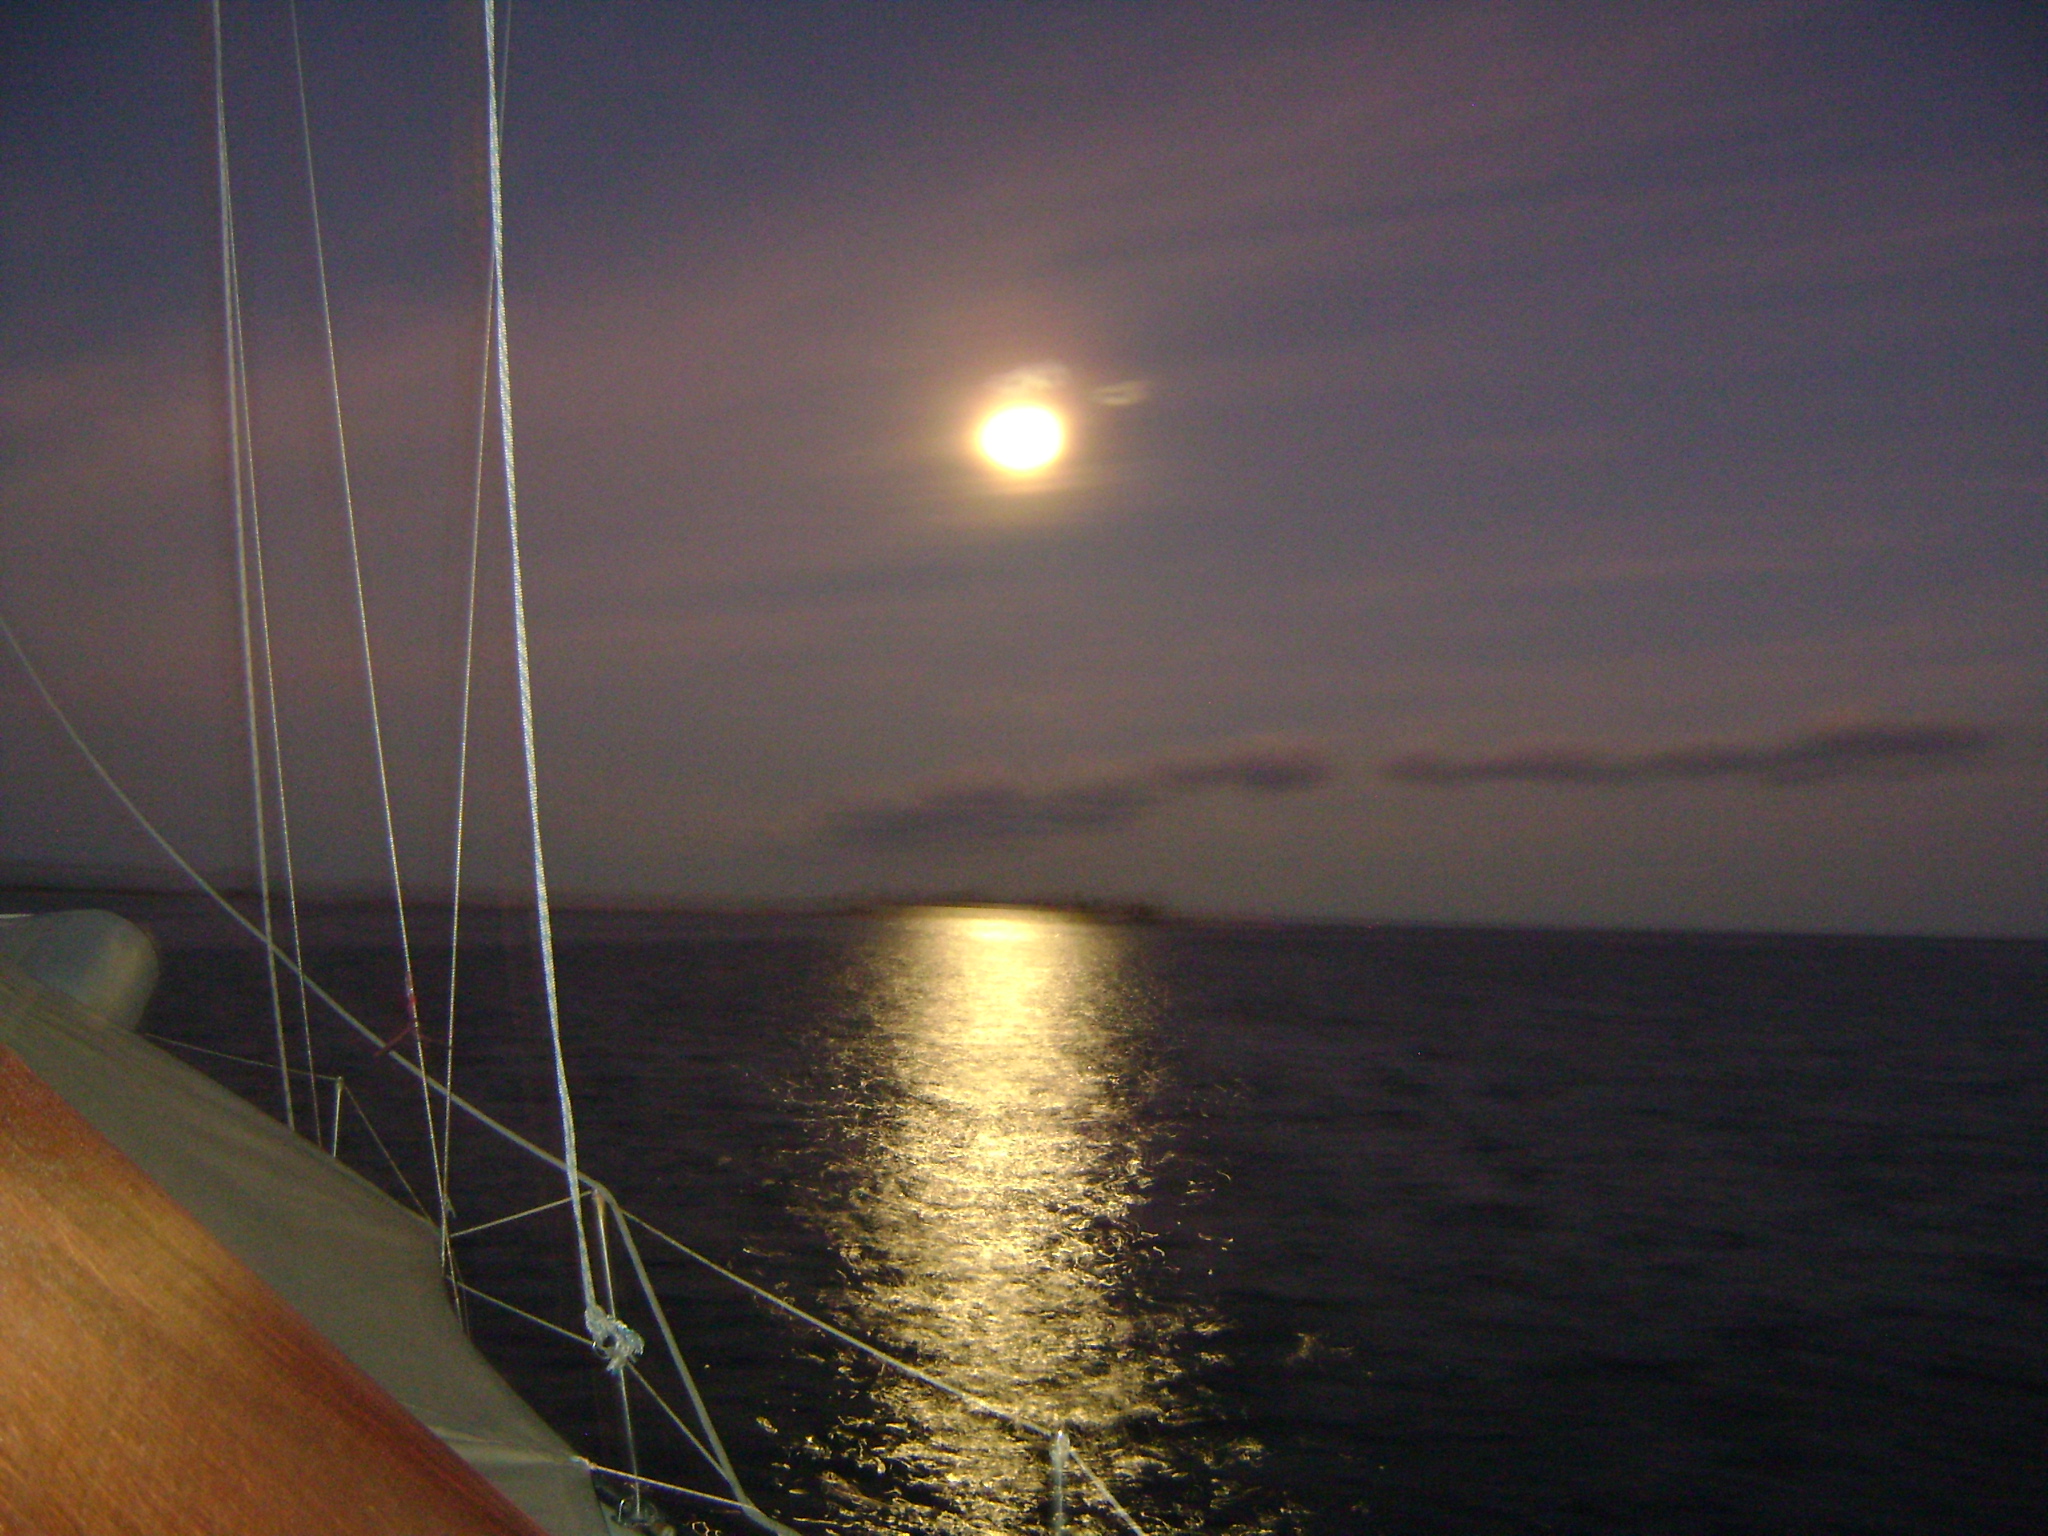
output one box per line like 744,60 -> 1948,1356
975,402 -> 1066,475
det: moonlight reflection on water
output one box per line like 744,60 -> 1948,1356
807,907 -> 1173,1531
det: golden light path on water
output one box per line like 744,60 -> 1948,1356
814,906 -> 1171,1533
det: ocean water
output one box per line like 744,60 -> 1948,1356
47,895 -> 2048,1534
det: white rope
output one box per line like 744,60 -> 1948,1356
286,0 -> 445,1234
481,0 -> 602,1344
590,1214 -> 644,1376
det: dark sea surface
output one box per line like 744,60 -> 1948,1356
27,892 -> 2048,1535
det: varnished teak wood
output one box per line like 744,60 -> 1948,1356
0,1044 -> 552,1536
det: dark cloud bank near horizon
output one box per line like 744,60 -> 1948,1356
1384,721 -> 2000,790
826,738 -> 1333,849
824,720 -> 2000,851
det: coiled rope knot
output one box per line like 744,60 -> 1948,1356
585,1306 -> 644,1375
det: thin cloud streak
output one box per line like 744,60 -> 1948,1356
826,737 -> 1332,849
1384,721 -> 1999,789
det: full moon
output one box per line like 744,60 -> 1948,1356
975,402 -> 1066,474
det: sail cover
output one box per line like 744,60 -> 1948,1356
0,950 -> 612,1536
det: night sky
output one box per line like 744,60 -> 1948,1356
2,2 -> 2042,935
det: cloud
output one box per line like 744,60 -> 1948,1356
1090,380 -> 1152,406
988,362 -> 1070,395
825,736 -> 1332,848
1383,721 -> 1999,789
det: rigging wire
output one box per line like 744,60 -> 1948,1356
577,1464 -> 752,1522
285,0 -> 447,1243
210,0 -> 293,1133
440,258 -> 492,1285
226,216 -> 297,1133
611,1205 -> 751,1506
448,1193 -> 576,1241
592,1191 -> 647,1507
247,443 -> 321,1146
228,125 -> 320,1145
440,0 -> 512,1295
241,357 -> 320,1147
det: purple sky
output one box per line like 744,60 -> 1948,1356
2,2 -> 2043,934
